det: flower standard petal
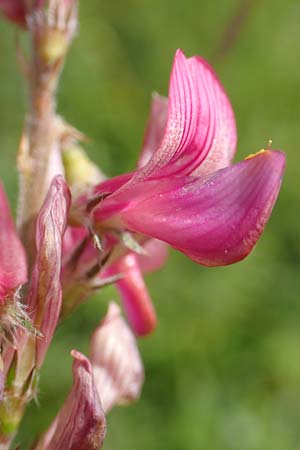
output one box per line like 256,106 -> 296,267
0,182 -> 27,301
34,350 -> 106,450
90,302 -> 144,413
81,49 -> 237,223
98,150 -> 285,267
134,49 -> 237,180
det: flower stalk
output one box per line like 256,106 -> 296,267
17,0 -> 77,262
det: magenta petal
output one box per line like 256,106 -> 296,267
34,350 -> 106,450
134,49 -> 237,180
104,254 -> 157,336
93,172 -> 133,197
118,151 -> 285,266
138,93 -> 168,168
0,182 -> 27,301
75,172 -> 134,216
27,176 -> 70,367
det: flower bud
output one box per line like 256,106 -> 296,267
63,145 -> 104,195
90,302 -> 144,413
28,176 -> 70,368
34,350 -> 106,450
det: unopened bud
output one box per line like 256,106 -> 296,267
38,29 -> 69,65
90,302 -> 144,413
63,145 -> 104,193
33,351 -> 106,450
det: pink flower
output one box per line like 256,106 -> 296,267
88,50 -> 285,267
70,50 -> 286,334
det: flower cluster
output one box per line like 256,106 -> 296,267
0,0 -> 285,448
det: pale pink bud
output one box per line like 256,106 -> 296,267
34,350 -> 106,450
27,176 -> 70,367
90,302 -> 144,413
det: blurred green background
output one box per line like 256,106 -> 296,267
0,0 -> 300,448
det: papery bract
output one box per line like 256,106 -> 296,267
90,302 -> 144,413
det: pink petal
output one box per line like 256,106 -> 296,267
34,350 -> 106,450
137,239 -> 169,273
104,254 -> 157,336
93,172 -> 133,197
93,175 -> 184,224
111,150 -> 285,266
0,182 -> 27,301
134,49 -> 237,180
74,172 -> 133,217
27,176 -> 70,367
87,49 -> 236,222
138,93 -> 168,168
90,302 -> 144,413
